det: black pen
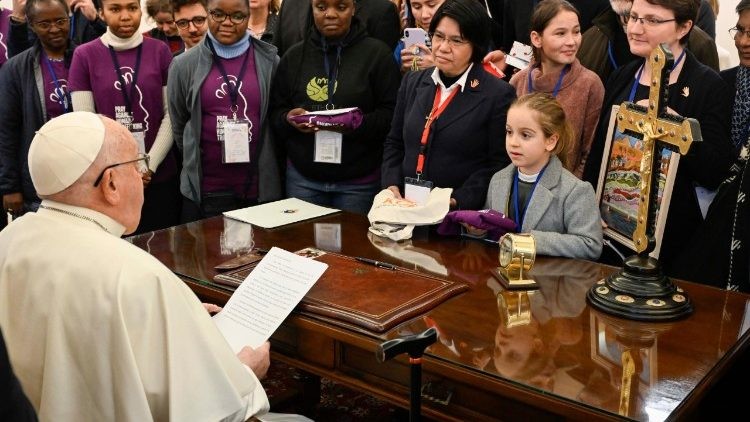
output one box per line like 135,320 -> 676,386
355,256 -> 396,270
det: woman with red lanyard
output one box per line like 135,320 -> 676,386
69,0 -> 179,233
382,0 -> 516,211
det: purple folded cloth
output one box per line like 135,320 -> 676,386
288,107 -> 364,131
437,209 -> 517,241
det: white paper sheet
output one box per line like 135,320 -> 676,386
213,247 -> 328,351
223,198 -> 340,228
300,107 -> 358,116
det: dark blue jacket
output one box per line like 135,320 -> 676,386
382,64 -> 515,210
0,41 -> 76,209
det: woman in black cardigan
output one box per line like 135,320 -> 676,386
583,0 -> 733,277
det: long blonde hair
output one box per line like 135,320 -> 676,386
511,93 -> 574,169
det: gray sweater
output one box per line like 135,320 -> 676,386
167,37 -> 282,204
485,156 -> 603,260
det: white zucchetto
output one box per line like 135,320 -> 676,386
29,112 -> 105,195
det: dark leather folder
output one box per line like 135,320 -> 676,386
214,251 -> 468,333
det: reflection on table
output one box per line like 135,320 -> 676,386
129,213 -> 750,421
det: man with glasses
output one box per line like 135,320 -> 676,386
0,112 -> 274,420
168,0 -> 282,223
144,0 -> 185,54
578,0 -> 719,84
723,0 -> 750,150
171,0 -> 209,55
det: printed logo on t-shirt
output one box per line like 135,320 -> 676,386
113,66 -> 149,133
306,77 -> 337,102
213,74 -> 253,142
0,33 -> 7,61
49,79 -> 69,109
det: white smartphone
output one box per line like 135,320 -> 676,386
403,27 -> 429,54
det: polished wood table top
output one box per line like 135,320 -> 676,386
129,212 -> 750,421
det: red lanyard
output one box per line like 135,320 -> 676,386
416,86 -> 459,176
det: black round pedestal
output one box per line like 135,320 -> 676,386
587,254 -> 692,321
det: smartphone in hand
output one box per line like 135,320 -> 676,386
403,27 -> 429,55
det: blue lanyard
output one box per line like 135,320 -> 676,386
108,45 -> 143,115
69,14 -> 75,41
512,164 -> 547,231
628,49 -> 686,102
206,37 -> 250,117
527,63 -> 569,97
607,41 -> 618,70
42,51 -> 71,114
322,39 -> 342,109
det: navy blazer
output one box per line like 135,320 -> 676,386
382,64 -> 515,210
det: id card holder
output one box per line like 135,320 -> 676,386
131,130 -> 146,155
222,119 -> 251,164
314,130 -> 342,164
404,177 -> 433,206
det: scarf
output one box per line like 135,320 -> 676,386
206,30 -> 250,59
722,73 -> 750,291
100,28 -> 143,51
731,66 -> 750,150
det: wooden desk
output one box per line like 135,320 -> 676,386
129,213 -> 750,421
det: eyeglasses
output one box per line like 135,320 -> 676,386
730,27 -> 750,40
208,9 -> 248,25
93,154 -> 150,187
32,17 -> 70,30
625,14 -> 677,27
175,16 -> 208,29
430,32 -> 468,48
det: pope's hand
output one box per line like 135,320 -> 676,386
202,303 -> 222,314
237,342 -> 270,380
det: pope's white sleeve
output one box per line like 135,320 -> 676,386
220,364 -> 270,422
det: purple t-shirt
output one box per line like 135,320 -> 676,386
199,44 -> 261,199
0,8 -> 11,68
69,38 -> 177,182
40,56 -> 70,120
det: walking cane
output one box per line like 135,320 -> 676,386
376,327 -> 438,422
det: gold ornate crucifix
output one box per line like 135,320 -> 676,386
587,44 -> 699,321
615,43 -> 702,255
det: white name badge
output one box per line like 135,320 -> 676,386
131,130 -> 146,155
404,177 -> 433,206
314,130 -> 342,164
223,120 -> 250,164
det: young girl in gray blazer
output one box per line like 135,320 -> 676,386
470,93 -> 603,260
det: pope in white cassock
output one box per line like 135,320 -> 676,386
0,112 -> 274,421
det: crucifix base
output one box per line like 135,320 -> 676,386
587,254 -> 692,322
